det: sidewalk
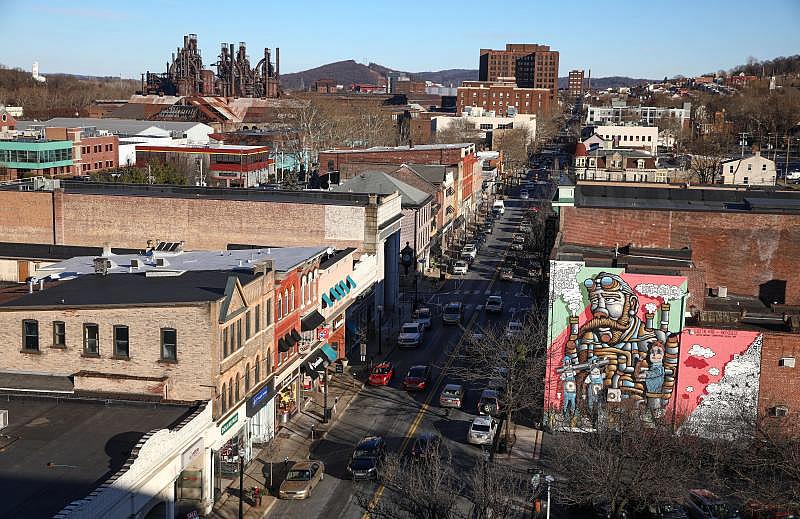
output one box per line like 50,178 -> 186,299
502,422 -> 544,472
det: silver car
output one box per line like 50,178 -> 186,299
468,416 -> 498,445
279,461 -> 325,499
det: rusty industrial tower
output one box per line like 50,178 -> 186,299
141,34 -> 281,98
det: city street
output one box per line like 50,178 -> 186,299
266,194 -> 541,519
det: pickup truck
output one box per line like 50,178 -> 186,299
398,321 -> 424,349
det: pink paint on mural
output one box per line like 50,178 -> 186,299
672,327 -> 761,418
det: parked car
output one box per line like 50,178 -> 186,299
519,223 -> 532,233
439,383 -> 465,408
411,433 -> 442,459
513,233 -> 525,243
368,362 -> 394,386
413,307 -> 432,329
453,260 -> 469,275
488,367 -> 509,393
442,302 -> 463,324
484,222 -> 494,234
492,200 -> 506,215
640,502 -> 690,519
485,295 -> 504,314
505,320 -> 523,337
686,489 -> 741,519
347,436 -> 386,481
500,267 -> 514,281
398,321 -> 424,349
278,461 -> 325,499
461,252 -> 475,264
511,242 -> 524,251
462,243 -> 477,259
468,416 -> 499,445
477,388 -> 501,416
403,365 -> 431,391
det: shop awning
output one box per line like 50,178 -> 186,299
346,275 -> 357,289
301,350 -> 329,379
290,328 -> 302,342
278,337 -> 290,352
321,293 -> 334,308
284,333 -> 297,347
338,280 -> 349,294
321,343 -> 338,362
301,310 -> 326,332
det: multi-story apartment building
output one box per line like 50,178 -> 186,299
0,138 -> 73,179
457,80 -> 551,117
574,145 -> 667,183
586,101 -> 692,129
593,125 -> 659,155
568,69 -> 584,98
478,43 -> 559,99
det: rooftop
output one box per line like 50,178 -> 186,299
136,143 -> 270,153
554,243 -> 693,276
322,143 -> 473,154
15,117 -> 211,138
405,163 -> 450,184
0,395 -> 197,518
37,246 -> 328,280
0,242 -> 140,261
332,172 -> 433,207
0,270 -> 258,308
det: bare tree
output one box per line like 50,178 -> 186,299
493,128 -> 530,182
435,117 -> 482,145
548,403 -> 701,518
469,459 -> 537,519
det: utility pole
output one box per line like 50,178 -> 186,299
739,131 -> 749,158
786,135 -> 791,179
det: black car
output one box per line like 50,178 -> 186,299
640,503 -> 690,519
347,436 -> 386,480
411,433 -> 442,459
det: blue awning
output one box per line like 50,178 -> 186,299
321,293 -> 334,308
330,286 -> 343,301
346,275 -> 357,289
321,343 -> 338,362
338,280 -> 349,294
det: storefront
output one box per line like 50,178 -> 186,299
246,375 -> 275,446
300,343 -> 338,389
211,404 -> 251,503
275,372 -> 299,427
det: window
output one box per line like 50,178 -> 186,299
779,357 -> 796,368
113,325 -> 129,358
327,159 -> 334,172
223,327 -> 229,357
284,290 -> 288,315
301,275 -> 307,304
747,163 -> 752,171
762,164 -> 767,171
53,321 -> 66,347
255,304 -> 261,332
255,356 -> 261,383
23,320 -> 39,351
729,165 -> 734,173
246,311 -> 251,340
743,177 -> 749,185
83,323 -> 99,355
161,328 -> 177,361
221,383 -> 228,413
290,286 -> 295,312
277,294 -> 282,320
236,320 -> 242,350
769,405 -> 789,417
235,373 -> 241,402
228,381 -> 233,409
245,363 -> 251,393
265,298 -> 272,325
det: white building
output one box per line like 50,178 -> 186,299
594,125 -> 659,155
720,151 -> 776,186
433,109 -> 536,141
586,101 -> 691,129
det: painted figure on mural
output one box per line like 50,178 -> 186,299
564,272 -> 677,406
584,361 -> 605,412
560,356 -> 577,417
636,342 -> 667,411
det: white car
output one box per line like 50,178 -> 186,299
398,321 -> 424,348
505,320 -> 523,338
468,416 -> 499,445
453,261 -> 469,275
485,295 -> 504,314
413,307 -> 432,329
462,244 -> 477,259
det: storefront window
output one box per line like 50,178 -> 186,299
277,378 -> 298,427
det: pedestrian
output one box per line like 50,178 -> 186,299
252,485 -> 262,507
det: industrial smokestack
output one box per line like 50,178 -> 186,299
276,47 -> 280,77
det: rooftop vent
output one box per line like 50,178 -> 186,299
0,410 -> 7,430
93,257 -> 111,276
130,258 -> 141,269
156,258 -> 167,267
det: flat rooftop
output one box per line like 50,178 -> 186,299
0,242 -> 140,261
0,181 -> 386,207
0,395 -> 197,518
554,243 -> 693,276
322,143 -> 473,154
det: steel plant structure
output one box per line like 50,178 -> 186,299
140,34 -> 281,98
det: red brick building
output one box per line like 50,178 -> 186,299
0,108 -> 16,131
479,43 -> 559,99
314,79 -> 337,93
136,144 -> 273,187
568,69 -> 584,98
43,127 -> 119,176
456,81 -> 551,116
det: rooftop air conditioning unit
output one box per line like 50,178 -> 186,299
717,286 -> 728,298
130,259 -> 140,269
156,258 -> 166,267
779,357 -> 796,368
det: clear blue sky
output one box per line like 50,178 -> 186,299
4,0 -> 800,79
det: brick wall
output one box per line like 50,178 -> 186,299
319,147 -> 466,173
560,207 -> 800,304
0,191 -> 54,243
758,332 -> 800,428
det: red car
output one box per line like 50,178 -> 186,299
403,365 -> 431,391
368,362 -> 394,386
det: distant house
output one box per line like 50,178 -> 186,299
720,151 -> 776,186
0,107 -> 16,132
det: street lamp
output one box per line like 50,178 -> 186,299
377,305 -> 383,355
545,475 -> 555,519
238,448 -> 246,519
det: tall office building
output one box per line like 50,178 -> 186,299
568,69 -> 585,98
478,44 -> 559,99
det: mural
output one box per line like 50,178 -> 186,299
546,262 -> 688,427
676,328 -> 762,439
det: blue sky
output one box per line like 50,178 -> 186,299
4,0 -> 800,79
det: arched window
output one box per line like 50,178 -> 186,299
290,286 -> 296,311
277,294 -> 282,320
221,382 -> 227,413
284,290 -> 288,315
227,381 -> 233,409
309,271 -> 315,301
301,275 -> 307,304
245,363 -> 251,393
254,356 -> 261,383
235,373 -> 241,402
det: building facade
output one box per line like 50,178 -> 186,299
0,139 -> 73,179
478,43 -> 559,99
593,125 -> 659,154
568,69 -> 584,98
586,102 -> 692,129
434,109 -> 537,141
457,81 -> 551,117
720,151 -> 776,186
574,148 -> 664,183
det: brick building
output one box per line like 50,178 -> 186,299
478,43 -> 559,99
568,69 -> 584,98
456,80 -> 551,116
43,126 -> 119,176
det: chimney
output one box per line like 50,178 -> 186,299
38,279 -> 44,291
102,243 -> 112,257
28,279 -> 34,293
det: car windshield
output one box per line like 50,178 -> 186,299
445,304 -> 460,313
408,367 -> 426,377
415,309 -> 430,318
472,423 -> 491,432
353,448 -> 377,459
372,366 -> 391,374
708,504 -> 734,518
402,324 -> 419,334
488,297 -> 501,304
286,469 -> 311,481
442,388 -> 460,397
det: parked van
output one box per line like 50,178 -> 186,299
492,200 -> 505,215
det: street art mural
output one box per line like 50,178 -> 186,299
676,328 -> 762,439
546,262 -> 688,427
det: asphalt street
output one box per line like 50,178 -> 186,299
266,194 -> 541,519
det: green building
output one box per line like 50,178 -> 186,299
0,139 -> 73,178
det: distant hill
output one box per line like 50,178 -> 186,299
281,60 -> 651,92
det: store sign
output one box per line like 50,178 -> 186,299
246,377 -> 275,418
181,438 -> 204,470
318,328 -> 330,340
220,413 -> 239,435
333,315 -> 344,330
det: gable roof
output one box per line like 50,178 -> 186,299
333,172 -> 433,207
404,163 -> 449,184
